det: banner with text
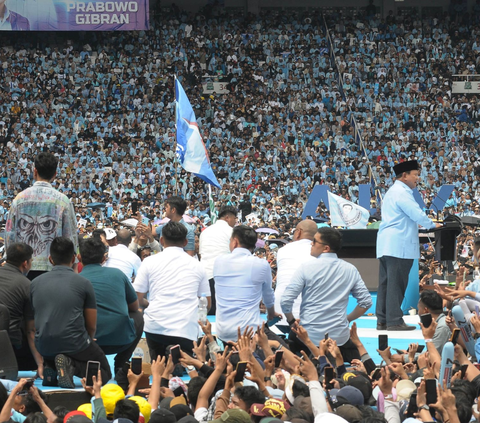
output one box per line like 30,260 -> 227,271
1,0 -> 149,31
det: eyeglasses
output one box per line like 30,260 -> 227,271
312,239 -> 328,246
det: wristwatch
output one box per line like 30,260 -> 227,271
287,317 -> 296,326
186,365 -> 196,373
418,405 -> 430,411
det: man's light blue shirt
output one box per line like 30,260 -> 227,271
281,252 -> 372,346
377,180 -> 436,259
213,248 -> 275,342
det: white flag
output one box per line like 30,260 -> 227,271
327,191 -> 370,229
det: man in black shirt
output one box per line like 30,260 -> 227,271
31,237 -> 111,388
0,243 -> 43,376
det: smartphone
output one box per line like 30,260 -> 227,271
372,368 -> 382,381
170,345 -> 181,365
132,200 -> 138,214
234,361 -> 248,382
450,328 -> 461,345
141,216 -> 149,225
460,364 -> 468,379
275,350 -> 284,368
173,386 -> 184,397
426,379 -> 438,404
266,315 -> 282,327
23,379 -> 34,391
417,345 -> 425,353
131,357 -> 142,375
420,313 -> 433,328
86,361 -> 101,387
325,332 -> 329,341
324,367 -> 334,386
405,393 -> 418,417
378,334 -> 388,351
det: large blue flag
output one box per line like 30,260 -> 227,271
175,78 -> 221,188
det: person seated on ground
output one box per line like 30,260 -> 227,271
30,237 -> 111,388
79,237 -> 144,386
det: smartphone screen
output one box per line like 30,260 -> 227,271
86,361 -> 101,387
132,201 -> 138,214
234,361 -> 248,382
420,313 -> 433,328
324,367 -> 334,385
416,345 -> 425,353
450,328 -> 460,345
378,334 -> 388,351
131,357 -> 142,375
426,379 -> 438,404
170,345 -> 181,365
460,364 -> 468,379
274,350 -> 284,368
173,386 -> 184,397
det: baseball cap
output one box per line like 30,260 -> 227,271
396,379 -> 416,401
150,409 -> 176,423
336,386 -> 364,406
208,409 -> 251,423
129,396 -> 151,423
250,399 -> 290,418
334,404 -> 363,422
101,384 -> 125,415
104,228 -> 117,240
64,411 -> 91,423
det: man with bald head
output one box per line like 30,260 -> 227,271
274,219 -> 318,333
104,228 -> 141,282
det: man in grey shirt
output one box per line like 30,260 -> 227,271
281,227 -> 372,362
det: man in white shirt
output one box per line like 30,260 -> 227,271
214,225 -> 281,342
104,229 -> 141,281
199,206 -> 237,315
274,219 -> 318,332
134,221 -> 210,357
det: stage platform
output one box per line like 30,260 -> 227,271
18,293 -> 423,396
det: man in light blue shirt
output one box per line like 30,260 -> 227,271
376,160 -> 441,331
213,225 -> 281,342
281,227 -> 372,363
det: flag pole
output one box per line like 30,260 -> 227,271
173,75 -> 179,195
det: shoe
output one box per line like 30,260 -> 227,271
376,323 -> 387,330
387,323 -> 416,331
42,366 -> 58,387
55,354 -> 75,389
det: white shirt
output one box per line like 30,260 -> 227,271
199,219 -> 233,279
134,247 -> 210,341
0,7 -> 12,31
104,244 -> 141,281
213,248 -> 275,342
275,239 -> 316,326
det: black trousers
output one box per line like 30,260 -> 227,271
288,331 -> 360,363
376,256 -> 414,327
207,278 -> 216,315
145,332 -> 194,360
13,333 -> 38,371
44,341 -> 112,384
98,310 -> 144,373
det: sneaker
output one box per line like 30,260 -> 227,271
55,354 -> 75,389
387,323 -> 416,331
42,366 -> 58,387
376,323 -> 387,330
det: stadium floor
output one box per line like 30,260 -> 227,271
21,293 -> 424,392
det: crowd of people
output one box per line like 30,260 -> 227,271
2,1 -> 480,423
